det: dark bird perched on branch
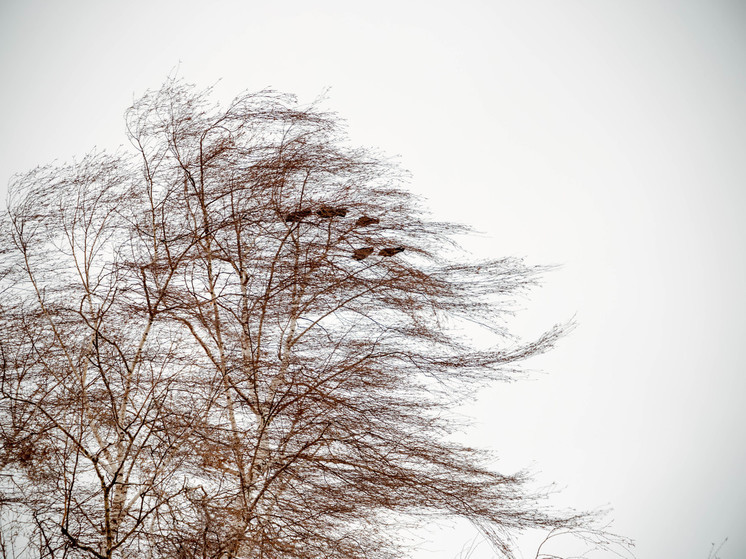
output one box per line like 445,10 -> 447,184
379,247 -> 405,257
352,247 -> 375,261
355,216 -> 380,227
317,205 -> 348,218
285,209 -> 312,222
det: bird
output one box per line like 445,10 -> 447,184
352,247 -> 375,260
285,209 -> 312,223
317,205 -> 347,218
378,247 -> 405,257
355,216 -> 380,227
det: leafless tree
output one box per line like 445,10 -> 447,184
1,79 -> 623,559
705,538 -> 728,559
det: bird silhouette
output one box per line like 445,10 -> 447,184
317,205 -> 347,218
352,247 -> 375,260
285,209 -> 312,223
355,216 -> 380,227
378,247 -> 405,257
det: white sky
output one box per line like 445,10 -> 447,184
1,1 -> 744,558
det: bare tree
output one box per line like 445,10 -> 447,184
1,79 -> 622,559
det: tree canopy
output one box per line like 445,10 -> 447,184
0,79 -> 624,559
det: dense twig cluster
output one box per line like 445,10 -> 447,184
0,79 -> 611,559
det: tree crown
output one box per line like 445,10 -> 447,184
0,79 -> 627,559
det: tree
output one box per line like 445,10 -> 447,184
0,79 -> 623,559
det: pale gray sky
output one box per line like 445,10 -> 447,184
1,1 -> 744,558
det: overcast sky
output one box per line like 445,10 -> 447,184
1,1 -> 745,558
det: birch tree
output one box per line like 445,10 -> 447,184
0,79 -> 622,559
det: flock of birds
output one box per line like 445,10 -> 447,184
284,205 -> 404,261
